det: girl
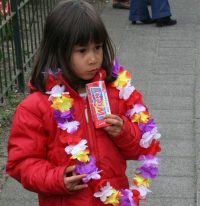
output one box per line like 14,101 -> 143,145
6,0 -> 161,206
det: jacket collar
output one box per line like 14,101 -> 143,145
28,68 -> 107,96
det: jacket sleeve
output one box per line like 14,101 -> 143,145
6,104 -> 70,195
110,89 -> 161,160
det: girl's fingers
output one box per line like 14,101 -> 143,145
64,173 -> 88,191
71,184 -> 88,191
105,118 -> 122,126
64,165 -> 76,174
104,114 -> 123,126
65,173 -> 87,184
103,126 -> 120,136
104,114 -> 121,121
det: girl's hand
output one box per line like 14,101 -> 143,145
64,165 -> 88,192
103,114 -> 123,137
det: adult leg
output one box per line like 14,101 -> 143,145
151,0 -> 177,26
129,0 -> 151,22
151,0 -> 171,19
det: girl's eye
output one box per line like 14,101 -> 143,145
96,44 -> 103,50
79,48 -> 86,53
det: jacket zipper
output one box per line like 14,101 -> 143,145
82,98 -> 99,168
84,104 -> 89,123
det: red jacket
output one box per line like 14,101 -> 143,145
6,70 -> 160,206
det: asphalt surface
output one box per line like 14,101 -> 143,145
0,0 -> 200,205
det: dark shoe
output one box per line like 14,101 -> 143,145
132,19 -> 155,24
147,0 -> 151,5
113,2 -> 130,9
156,16 -> 177,27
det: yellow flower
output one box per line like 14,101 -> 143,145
51,94 -> 73,112
131,113 -> 140,123
133,174 -> 151,188
140,112 -> 150,123
71,149 -> 90,162
131,112 -> 150,124
113,70 -> 131,88
104,189 -> 120,206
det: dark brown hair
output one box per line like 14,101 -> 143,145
30,0 -> 115,92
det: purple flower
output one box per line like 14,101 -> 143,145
60,109 -> 74,121
76,155 -> 97,174
138,155 -> 160,166
82,169 -> 101,183
76,155 -> 101,183
136,165 -> 158,179
119,189 -> 135,206
136,155 -> 160,179
139,119 -> 156,134
53,109 -> 74,124
112,59 -> 121,77
53,110 -> 65,124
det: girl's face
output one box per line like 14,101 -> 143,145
70,42 -> 103,80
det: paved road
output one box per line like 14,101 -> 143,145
1,0 -> 200,205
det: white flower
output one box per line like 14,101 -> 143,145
119,81 -> 135,100
126,103 -> 146,117
140,127 -> 161,148
46,85 -> 66,101
83,169 -> 102,183
130,185 -> 151,198
94,182 -> 113,202
58,121 -> 80,133
65,139 -> 88,155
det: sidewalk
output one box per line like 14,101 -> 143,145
0,0 -> 200,205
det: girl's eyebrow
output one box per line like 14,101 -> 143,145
73,45 -> 86,50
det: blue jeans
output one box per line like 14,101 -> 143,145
129,0 -> 172,21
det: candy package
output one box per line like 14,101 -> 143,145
86,81 -> 111,128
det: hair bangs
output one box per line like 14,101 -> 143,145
73,12 -> 106,46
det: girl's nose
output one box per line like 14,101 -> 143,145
88,52 -> 97,64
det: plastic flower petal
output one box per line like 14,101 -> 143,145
119,189 -> 136,206
139,119 -> 156,134
58,120 -> 80,133
113,69 -> 131,88
53,110 -> 66,124
138,155 -> 161,166
82,169 -> 102,183
126,104 -> 146,118
136,165 -> 158,179
76,155 -> 97,174
51,94 -> 73,112
60,109 -> 74,121
53,109 -> 74,124
112,59 -> 121,78
140,127 -> 161,148
130,185 -> 151,198
131,112 -> 150,124
46,85 -> 66,101
65,139 -> 88,155
133,174 -> 150,188
71,149 -> 90,162
119,81 -> 135,100
104,189 -> 120,206
59,131 -> 81,145
94,182 -> 113,202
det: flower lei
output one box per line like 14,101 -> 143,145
46,60 -> 161,206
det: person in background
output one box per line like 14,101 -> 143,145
113,0 -> 130,9
129,0 -> 177,26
